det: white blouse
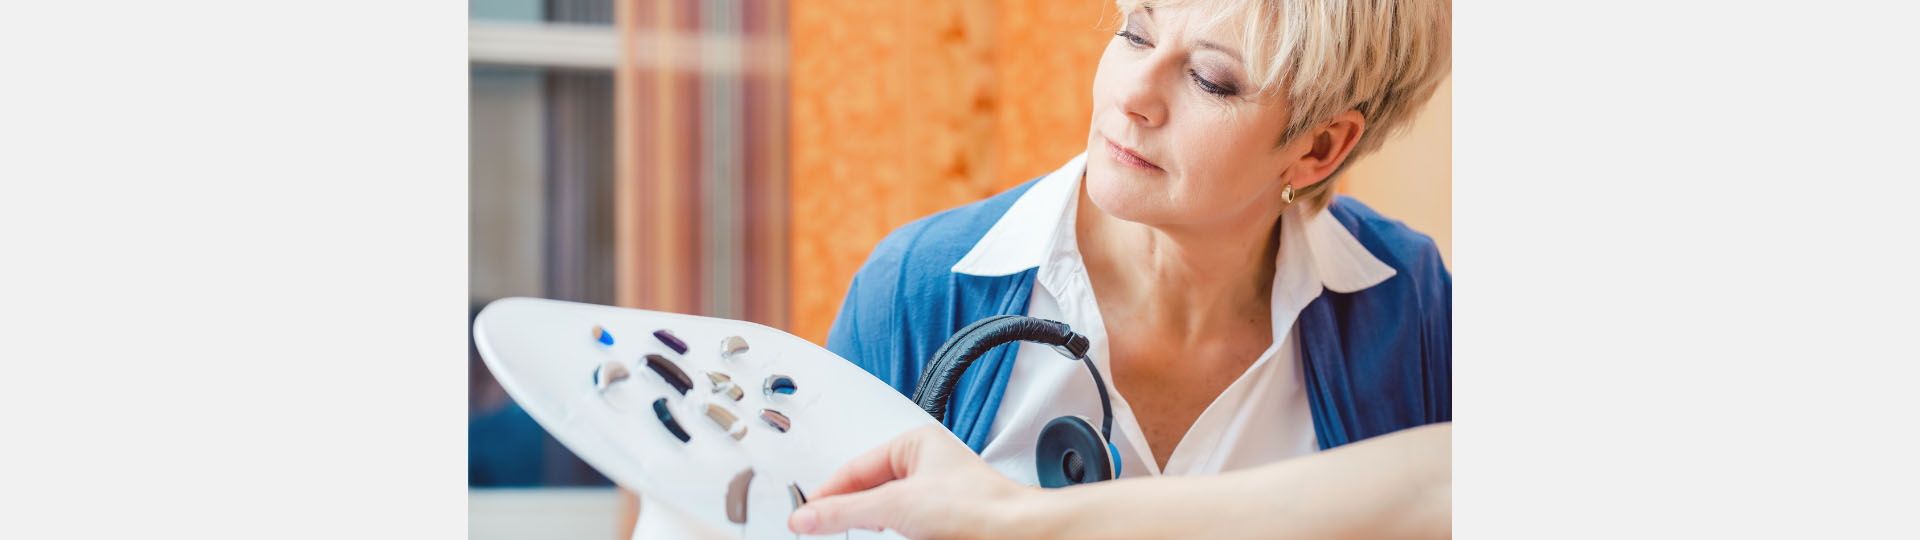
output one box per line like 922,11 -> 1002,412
952,153 -> 1398,482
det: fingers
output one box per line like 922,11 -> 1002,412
812,425 -> 944,498
812,433 -> 913,499
789,483 -> 906,535
792,427 -> 996,539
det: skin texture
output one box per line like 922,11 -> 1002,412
1077,3 -> 1366,469
788,423 -> 1451,540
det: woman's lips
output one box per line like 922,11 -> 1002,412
1105,138 -> 1162,171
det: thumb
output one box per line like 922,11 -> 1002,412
789,482 -> 912,535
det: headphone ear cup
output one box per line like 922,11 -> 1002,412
1035,416 -> 1115,488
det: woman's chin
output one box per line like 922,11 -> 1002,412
1082,168 -> 1171,225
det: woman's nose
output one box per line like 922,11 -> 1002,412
1113,62 -> 1168,128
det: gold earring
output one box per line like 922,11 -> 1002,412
1281,183 -> 1295,204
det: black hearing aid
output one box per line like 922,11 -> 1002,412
912,315 -> 1117,488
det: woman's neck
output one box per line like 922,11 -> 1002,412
1073,180 -> 1282,345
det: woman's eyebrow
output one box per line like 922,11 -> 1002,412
1196,40 -> 1243,63
1134,7 -> 1239,63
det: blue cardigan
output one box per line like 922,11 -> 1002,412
826,178 -> 1451,453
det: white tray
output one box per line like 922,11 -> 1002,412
474,297 -> 947,539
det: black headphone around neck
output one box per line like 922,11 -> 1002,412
910,315 -> 1118,488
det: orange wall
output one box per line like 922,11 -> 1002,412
789,0 -> 1112,343
789,2 -> 1450,344
1340,76 -> 1452,265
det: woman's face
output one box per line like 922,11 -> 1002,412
1085,4 -> 1305,228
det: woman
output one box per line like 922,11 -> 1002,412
828,0 -> 1450,487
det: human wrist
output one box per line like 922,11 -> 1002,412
980,484 -> 1062,540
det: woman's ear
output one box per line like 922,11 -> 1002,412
1284,110 -> 1366,189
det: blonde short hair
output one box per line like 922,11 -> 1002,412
1113,0 -> 1451,210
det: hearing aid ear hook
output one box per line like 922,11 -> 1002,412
593,361 -> 631,391
706,371 -> 746,401
652,397 -> 691,443
720,335 -> 750,361
705,403 -> 748,440
759,408 -> 791,433
645,354 -> 694,395
763,374 -> 797,398
786,482 -> 806,508
725,468 -> 754,525
652,329 -> 690,355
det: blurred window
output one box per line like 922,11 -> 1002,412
468,0 -> 788,487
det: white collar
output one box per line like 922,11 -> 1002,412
950,152 -> 1397,296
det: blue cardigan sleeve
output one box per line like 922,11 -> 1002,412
819,178 -> 1049,449
1305,196 -> 1452,447
825,272 -> 868,374
827,264 -> 920,398
1421,242 -> 1452,423
823,223 -> 926,399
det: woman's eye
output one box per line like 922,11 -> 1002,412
1115,30 -> 1149,48
1190,70 -> 1236,96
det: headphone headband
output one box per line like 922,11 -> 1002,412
912,315 -> 1110,440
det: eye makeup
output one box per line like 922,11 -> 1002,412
1189,68 -> 1240,96
1116,10 -> 1152,49
1112,10 -> 1244,98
